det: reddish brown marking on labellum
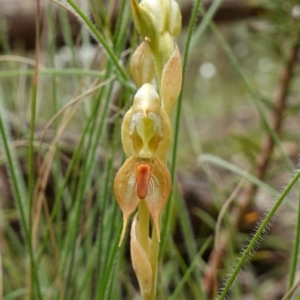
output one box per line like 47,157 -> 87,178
135,163 -> 153,199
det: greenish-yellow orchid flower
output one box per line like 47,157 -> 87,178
121,83 -> 172,160
114,83 -> 172,244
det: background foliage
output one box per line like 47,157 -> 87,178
0,0 -> 300,299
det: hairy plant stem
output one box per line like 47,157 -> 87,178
204,39 -> 300,299
218,170 -> 300,300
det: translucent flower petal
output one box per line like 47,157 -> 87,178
114,156 -> 140,245
130,42 -> 156,87
130,0 -> 157,44
161,44 -> 182,117
130,214 -> 153,294
144,157 -> 171,241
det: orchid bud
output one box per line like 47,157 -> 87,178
130,0 -> 158,44
140,0 -> 181,37
168,0 -> 182,37
140,0 -> 165,34
161,44 -> 182,117
130,42 -> 156,87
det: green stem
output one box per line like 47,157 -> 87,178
149,227 -> 159,300
218,170 -> 300,299
66,0 -> 128,81
152,52 -> 163,93
138,202 -> 150,255
288,188 -> 300,291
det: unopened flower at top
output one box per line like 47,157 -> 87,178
130,0 -> 181,42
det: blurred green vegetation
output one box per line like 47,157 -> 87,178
0,0 -> 300,299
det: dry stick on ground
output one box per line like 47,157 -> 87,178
203,40 -> 300,299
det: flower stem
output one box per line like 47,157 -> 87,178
149,227 -> 159,299
138,201 -> 150,255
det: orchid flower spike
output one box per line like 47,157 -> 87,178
114,83 -> 172,245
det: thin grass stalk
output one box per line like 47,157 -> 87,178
0,104 -> 42,300
97,127 -> 123,299
170,0 -> 225,178
66,0 -> 128,81
170,236 -> 213,300
0,17 -> 11,54
57,4 -> 77,67
175,187 -> 205,298
0,250 -> 3,300
165,0 -> 224,241
60,92 -> 106,278
59,3 -> 132,284
45,94 -> 102,276
26,0 -> 43,298
59,101 -> 102,281
112,0 -> 130,49
97,91 -> 130,280
96,221 -> 122,300
288,190 -> 300,291
41,80 -> 115,230
282,276 -> 300,300
59,71 -> 112,266
88,0 -> 104,29
162,0 -> 201,255
62,71 -> 121,297
47,8 -> 65,293
28,0 -> 40,238
95,157 -> 119,297
96,108 -> 128,299
199,154 -> 277,197
76,218 -> 102,298
95,210 -> 122,299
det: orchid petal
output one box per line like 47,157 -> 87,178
114,156 -> 140,245
130,42 -> 156,87
161,44 -> 182,117
130,214 -> 153,294
144,157 -> 171,241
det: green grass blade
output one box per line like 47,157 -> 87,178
170,236 -> 212,300
0,97 -> 42,299
66,0 -> 128,81
288,190 -> 300,290
199,154 -> 277,196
